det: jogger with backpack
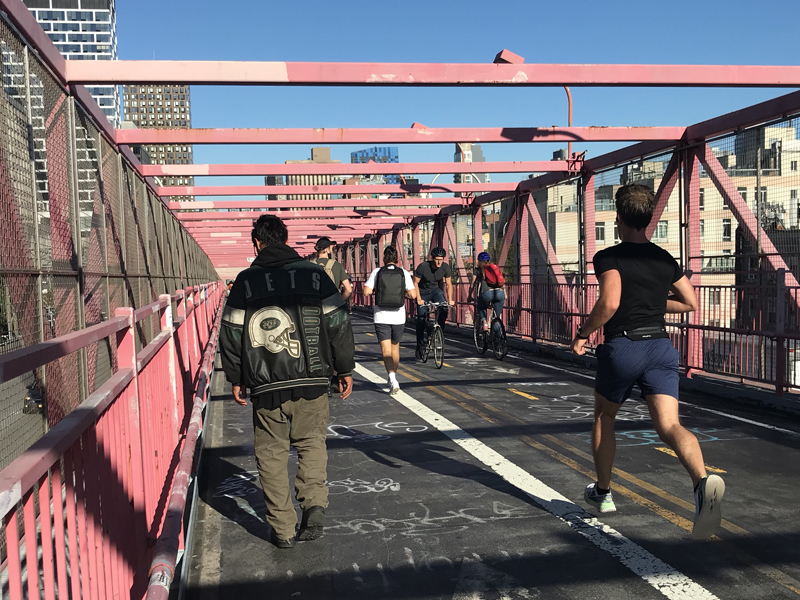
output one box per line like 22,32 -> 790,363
363,246 -> 417,395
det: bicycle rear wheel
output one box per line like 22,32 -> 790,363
491,319 -> 507,360
433,326 -> 444,369
474,312 -> 488,354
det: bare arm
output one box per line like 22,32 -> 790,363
666,275 -> 697,314
446,278 -> 454,305
362,285 -> 373,297
413,276 -> 423,305
571,270 -> 621,355
340,279 -> 353,302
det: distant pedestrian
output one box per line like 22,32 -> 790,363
219,215 -> 355,549
310,236 -> 353,303
413,247 -> 454,358
363,245 -> 417,394
571,183 -> 724,539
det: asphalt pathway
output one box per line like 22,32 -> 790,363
185,313 -> 800,600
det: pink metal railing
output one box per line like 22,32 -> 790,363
0,281 -> 223,600
351,275 -> 800,394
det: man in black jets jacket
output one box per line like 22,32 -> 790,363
219,215 -> 355,549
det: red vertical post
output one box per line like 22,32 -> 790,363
192,286 -> 201,370
473,208 -> 483,264
497,198 -> 519,275
582,174 -> 597,329
175,290 -> 190,410
685,150 -> 702,375
354,242 -> 362,281
365,238 -> 374,274
113,306 -> 150,590
775,268 -> 786,396
161,294 -> 180,439
377,234 -> 386,266
412,224 -> 421,266
518,195 -> 531,285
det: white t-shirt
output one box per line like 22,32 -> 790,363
364,265 -> 415,325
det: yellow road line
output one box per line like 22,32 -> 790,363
509,388 -> 539,400
387,363 -> 800,596
654,446 -> 727,474
366,332 -> 374,336
443,363 -> 453,368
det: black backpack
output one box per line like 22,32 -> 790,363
375,266 -> 406,308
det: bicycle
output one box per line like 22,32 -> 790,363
421,301 -> 447,369
473,301 -> 507,360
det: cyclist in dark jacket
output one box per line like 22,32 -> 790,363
219,215 -> 355,549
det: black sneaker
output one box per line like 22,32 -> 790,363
297,506 -> 325,541
270,530 -> 296,549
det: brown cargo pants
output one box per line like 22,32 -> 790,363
252,393 -> 329,538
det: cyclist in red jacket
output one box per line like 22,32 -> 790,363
469,251 -> 505,331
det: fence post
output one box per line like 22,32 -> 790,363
775,268 -> 786,396
160,294 -> 180,438
186,289 -> 199,382
113,306 -> 150,587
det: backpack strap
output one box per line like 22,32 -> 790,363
324,259 -> 336,282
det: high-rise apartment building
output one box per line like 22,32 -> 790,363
351,147 -> 400,184
122,84 -> 194,199
285,147 -> 340,201
454,143 -> 489,196
24,0 -> 120,126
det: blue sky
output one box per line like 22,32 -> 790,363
116,0 -> 800,189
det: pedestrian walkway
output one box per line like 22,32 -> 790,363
185,315 -> 800,600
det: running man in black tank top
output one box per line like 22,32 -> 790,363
570,184 -> 725,539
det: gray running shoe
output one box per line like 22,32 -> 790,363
584,483 -> 616,513
693,474 -> 725,539
390,383 -> 400,395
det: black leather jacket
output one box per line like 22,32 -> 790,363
219,243 -> 355,397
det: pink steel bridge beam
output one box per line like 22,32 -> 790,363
158,182 -> 517,197
167,199 -> 469,210
141,161 -> 576,178
176,209 -> 442,221
183,218 -> 411,230
117,126 -> 685,146
66,60 -> 800,88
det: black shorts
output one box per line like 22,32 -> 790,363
375,323 -> 404,344
595,337 -> 680,404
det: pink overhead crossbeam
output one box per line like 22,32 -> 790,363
66,60 -> 800,87
117,126 -> 684,145
157,182 -> 517,197
140,161 -> 576,177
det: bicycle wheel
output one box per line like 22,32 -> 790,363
491,319 -> 507,361
433,325 -> 444,369
422,322 -> 433,363
474,312 -> 488,354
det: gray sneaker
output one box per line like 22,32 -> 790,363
693,475 -> 725,539
584,483 -> 616,513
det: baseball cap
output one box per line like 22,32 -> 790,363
315,236 -> 334,251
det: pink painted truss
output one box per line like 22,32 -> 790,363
66,60 -> 800,87
117,126 -> 685,146
176,209 -> 442,221
158,182 -> 517,197
167,198 -> 471,210
140,160 -> 577,178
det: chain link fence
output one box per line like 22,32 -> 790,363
0,16 -> 217,473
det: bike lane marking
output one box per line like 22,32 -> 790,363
355,361 -> 720,600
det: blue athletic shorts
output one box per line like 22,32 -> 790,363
595,337 -> 679,404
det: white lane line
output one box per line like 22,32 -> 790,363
446,336 -> 800,438
354,362 -> 719,600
